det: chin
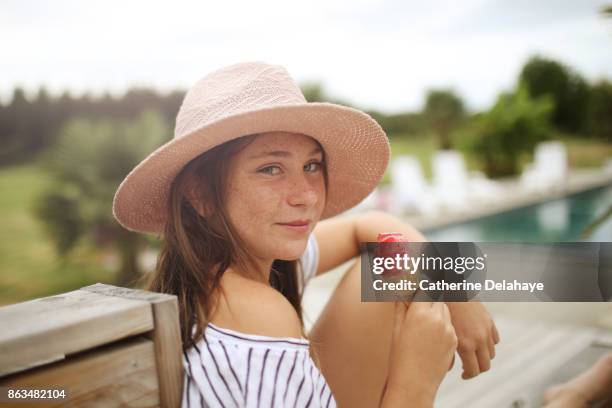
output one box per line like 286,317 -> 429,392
274,241 -> 309,261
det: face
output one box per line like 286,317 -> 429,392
224,131 -> 326,265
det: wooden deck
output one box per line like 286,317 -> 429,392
436,316 -> 612,407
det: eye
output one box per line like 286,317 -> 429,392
304,161 -> 323,172
259,165 -> 281,175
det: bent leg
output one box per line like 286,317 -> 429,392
308,258 -> 396,408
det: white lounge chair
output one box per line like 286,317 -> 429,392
520,141 -> 569,193
467,170 -> 505,202
431,150 -> 470,211
431,150 -> 504,210
389,155 -> 439,217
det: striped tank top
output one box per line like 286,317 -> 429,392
182,234 -> 337,407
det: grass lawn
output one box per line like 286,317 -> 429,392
0,164 -> 114,306
559,136 -> 612,168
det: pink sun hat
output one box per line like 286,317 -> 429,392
112,61 -> 391,235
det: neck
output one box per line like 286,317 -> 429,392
227,257 -> 273,284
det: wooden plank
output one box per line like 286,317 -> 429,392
437,315 -> 537,397
436,316 -> 599,408
147,298 -> 183,408
82,283 -> 183,408
0,287 -> 154,377
474,329 -> 594,407
0,336 -> 159,407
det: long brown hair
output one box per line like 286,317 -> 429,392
144,133 -> 328,352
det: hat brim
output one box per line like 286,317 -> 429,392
112,102 -> 390,235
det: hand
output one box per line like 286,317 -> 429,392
383,301 -> 458,406
446,301 -> 500,379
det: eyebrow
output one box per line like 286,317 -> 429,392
248,147 -> 323,160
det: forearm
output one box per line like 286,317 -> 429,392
354,211 -> 427,246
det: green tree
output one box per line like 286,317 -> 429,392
300,82 -> 327,102
367,111 -> 427,136
423,89 -> 465,149
587,80 -> 612,142
519,55 -> 590,133
33,110 -> 170,286
465,83 -> 554,178
299,81 -> 354,107
1,88 -> 31,164
30,87 -> 56,155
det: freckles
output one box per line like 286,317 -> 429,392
228,179 -> 257,202
237,186 -> 279,219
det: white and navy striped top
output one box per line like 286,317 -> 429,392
182,234 -> 337,407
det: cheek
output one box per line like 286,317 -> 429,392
315,178 -> 327,210
226,182 -> 281,224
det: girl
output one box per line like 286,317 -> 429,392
113,62 -> 499,407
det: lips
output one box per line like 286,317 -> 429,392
278,220 -> 310,226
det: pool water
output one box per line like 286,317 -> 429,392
424,183 -> 612,242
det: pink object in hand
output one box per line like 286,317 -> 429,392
377,232 -> 406,243
376,232 -> 410,276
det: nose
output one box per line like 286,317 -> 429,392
286,174 -> 320,208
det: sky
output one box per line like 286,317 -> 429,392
1,0 -> 611,113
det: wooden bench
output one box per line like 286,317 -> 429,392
0,283 -> 183,407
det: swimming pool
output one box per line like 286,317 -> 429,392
423,183 -> 612,242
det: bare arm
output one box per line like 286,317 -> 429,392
313,210 -> 426,276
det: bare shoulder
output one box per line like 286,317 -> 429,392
210,273 -> 304,339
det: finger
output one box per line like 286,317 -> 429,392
413,301 -> 436,315
409,300 -> 431,310
460,352 -> 480,380
439,304 -> 451,327
492,321 -> 501,344
488,336 -> 496,360
392,301 -> 404,340
476,346 -> 491,373
437,303 -> 450,322
449,353 -> 455,371
441,303 -> 451,320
